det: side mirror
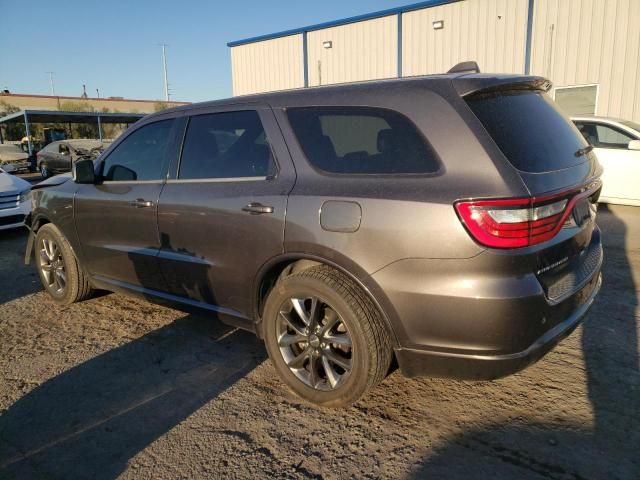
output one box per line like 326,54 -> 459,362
73,159 -> 96,184
628,140 -> 640,151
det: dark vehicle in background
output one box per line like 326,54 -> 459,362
25,66 -> 603,407
37,139 -> 108,178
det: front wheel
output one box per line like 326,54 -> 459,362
35,223 -> 94,305
262,265 -> 392,407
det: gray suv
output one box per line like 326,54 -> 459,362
26,69 -> 603,407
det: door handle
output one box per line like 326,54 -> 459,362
242,202 -> 274,215
129,198 -> 154,208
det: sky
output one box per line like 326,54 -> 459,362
0,0 -> 413,103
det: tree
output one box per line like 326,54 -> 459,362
59,101 -> 97,138
0,100 -> 28,141
59,101 -> 95,113
153,101 -> 170,112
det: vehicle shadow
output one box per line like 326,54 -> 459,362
0,314 -> 266,479
582,205 -> 639,471
409,205 -> 639,479
0,227 -> 41,304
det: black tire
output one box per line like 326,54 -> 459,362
35,223 -> 93,305
40,164 -> 51,178
262,265 -> 392,407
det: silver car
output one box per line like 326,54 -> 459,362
0,144 -> 30,173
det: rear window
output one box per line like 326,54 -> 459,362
287,107 -> 439,174
467,91 -> 590,173
178,110 -> 275,179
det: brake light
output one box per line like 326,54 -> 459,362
455,189 -> 590,249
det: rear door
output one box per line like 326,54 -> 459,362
156,105 -> 295,323
574,121 -> 640,204
74,117 -> 180,290
37,144 -> 56,170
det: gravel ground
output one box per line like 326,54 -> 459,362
0,205 -> 638,480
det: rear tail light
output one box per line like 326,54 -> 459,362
455,185 -> 598,249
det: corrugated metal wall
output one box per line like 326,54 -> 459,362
306,15 -> 398,86
402,0 -> 529,76
530,0 -> 640,122
229,0 -> 640,122
230,34 -> 305,96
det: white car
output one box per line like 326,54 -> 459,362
0,144 -> 31,173
572,116 -> 640,206
0,167 -> 32,230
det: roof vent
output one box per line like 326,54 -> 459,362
447,61 -> 481,74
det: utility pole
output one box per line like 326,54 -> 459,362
46,71 -> 56,96
96,88 -> 100,98
161,43 -> 170,101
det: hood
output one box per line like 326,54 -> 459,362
0,150 -> 29,162
31,173 -> 72,190
0,171 -> 31,194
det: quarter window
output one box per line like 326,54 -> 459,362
287,107 -> 439,174
178,110 -> 275,179
101,119 -> 174,181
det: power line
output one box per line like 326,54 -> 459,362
46,71 -> 56,96
160,44 -> 170,101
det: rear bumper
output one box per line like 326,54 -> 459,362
395,273 -> 601,379
370,225 -> 603,380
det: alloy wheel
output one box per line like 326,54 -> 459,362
276,296 -> 353,391
39,237 -> 66,294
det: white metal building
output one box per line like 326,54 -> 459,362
228,0 -> 640,122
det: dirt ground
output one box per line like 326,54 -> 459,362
0,205 -> 638,480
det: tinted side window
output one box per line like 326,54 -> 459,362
287,107 -> 438,174
179,110 -> 275,179
467,91 -> 590,172
101,119 -> 174,181
594,124 -> 634,149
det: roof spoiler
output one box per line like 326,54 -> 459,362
454,76 -> 553,98
447,61 -> 480,74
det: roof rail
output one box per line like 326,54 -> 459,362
447,61 -> 481,74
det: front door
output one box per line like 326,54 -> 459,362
75,118 -> 179,290
156,107 -> 296,322
51,143 -> 72,171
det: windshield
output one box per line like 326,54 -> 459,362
467,90 -> 591,173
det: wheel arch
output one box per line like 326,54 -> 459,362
30,212 -> 51,231
253,253 -> 400,347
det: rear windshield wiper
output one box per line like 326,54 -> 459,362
574,145 -> 594,157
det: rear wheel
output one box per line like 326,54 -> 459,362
39,164 -> 51,178
35,224 -> 93,305
262,265 -> 392,407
